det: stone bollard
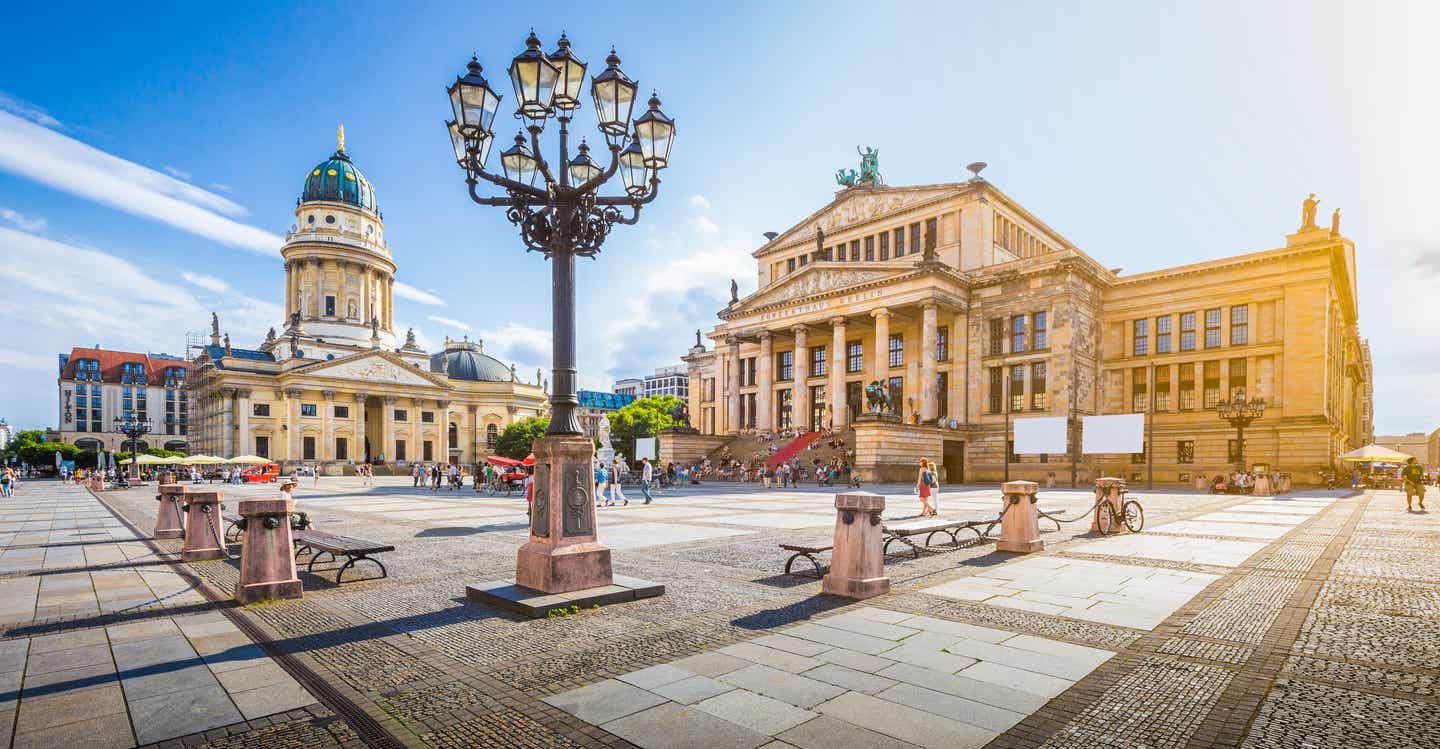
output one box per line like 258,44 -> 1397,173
1091,477 -> 1126,533
180,490 -> 227,562
154,483 -> 187,539
997,481 -> 1044,553
822,491 -> 890,600
234,498 -> 303,604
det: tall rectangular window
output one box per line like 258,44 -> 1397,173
1012,316 -> 1027,353
879,232 -> 889,260
745,357 -> 757,386
1156,315 -> 1172,354
989,367 -> 1003,413
925,218 -> 938,251
1229,357 -> 1248,398
778,350 -> 793,381
302,436 -> 316,460
255,436 -> 269,458
1010,365 -> 1025,411
850,240 -> 860,261
1179,364 -> 1196,410
910,223 -> 921,253
301,403 -> 317,417
1132,366 -> 1148,412
937,326 -> 949,362
395,439 -> 406,461
1133,319 -> 1149,356
864,236 -> 875,261
887,376 -> 904,414
1180,312 -> 1196,351
325,296 -> 336,316
423,440 -> 434,462
894,227 -> 905,256
787,258 -> 796,274
1203,361 -> 1221,408
335,437 -> 348,460
1033,312 -> 1048,350
937,371 -> 948,417
888,333 -> 904,368
1155,366 -> 1171,410
1230,305 -> 1249,345
1205,308 -> 1222,348
811,346 -> 826,377
1031,362 -> 1047,410
846,341 -> 863,373
1177,440 -> 1195,464
989,318 -> 1004,355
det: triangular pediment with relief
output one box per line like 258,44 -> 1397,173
294,351 -> 447,388
757,184 -> 970,257
732,266 -> 902,313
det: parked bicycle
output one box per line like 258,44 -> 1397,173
1094,492 -> 1145,534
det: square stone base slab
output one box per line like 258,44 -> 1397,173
154,529 -> 183,539
997,539 -> 1045,553
182,548 -> 227,562
466,574 -> 664,619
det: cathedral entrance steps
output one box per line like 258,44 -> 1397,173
766,431 -> 823,469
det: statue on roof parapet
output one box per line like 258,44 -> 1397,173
836,146 -> 883,188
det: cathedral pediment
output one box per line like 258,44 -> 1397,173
296,351 -> 447,388
731,266 -> 902,313
757,184 -> 970,257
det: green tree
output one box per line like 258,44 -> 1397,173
607,395 -> 681,460
494,416 -> 550,459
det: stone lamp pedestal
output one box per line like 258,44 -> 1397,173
180,490 -> 227,562
467,435 -> 663,618
1091,477 -> 1126,533
234,498 -> 303,604
997,481 -> 1044,553
154,483 -> 186,539
822,492 -> 890,600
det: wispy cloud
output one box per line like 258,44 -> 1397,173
0,110 -> 281,256
181,271 -> 230,294
0,348 -> 54,370
162,165 -> 192,181
0,207 -> 45,233
689,195 -> 711,210
394,281 -> 445,306
426,315 -> 470,331
210,183 -> 232,192
0,92 -> 61,129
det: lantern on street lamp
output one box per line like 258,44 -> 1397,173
1215,388 -> 1266,470
508,29 -> 561,123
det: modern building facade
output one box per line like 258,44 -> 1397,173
55,347 -> 193,453
642,365 -> 689,400
684,174 -> 1371,485
611,379 -> 643,397
577,390 -> 638,439
0,418 -> 14,451
187,133 -> 547,470
1376,431 -> 1438,466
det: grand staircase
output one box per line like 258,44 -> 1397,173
766,432 -> 823,469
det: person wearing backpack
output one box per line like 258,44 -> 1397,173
915,458 -> 937,517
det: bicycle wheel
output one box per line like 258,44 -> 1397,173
1123,501 -> 1145,533
1095,503 -> 1113,534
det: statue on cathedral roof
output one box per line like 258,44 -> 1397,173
265,327 -> 276,344
404,327 -> 417,348
836,146 -> 882,188
1301,193 -> 1321,230
210,312 -> 220,338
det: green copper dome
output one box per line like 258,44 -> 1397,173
301,150 -> 379,215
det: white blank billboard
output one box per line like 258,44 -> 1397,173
634,437 -> 658,460
1081,414 -> 1145,454
1013,417 -> 1068,454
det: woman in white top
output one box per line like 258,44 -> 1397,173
280,480 -> 297,501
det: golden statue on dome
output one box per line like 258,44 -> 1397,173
337,124 -> 345,153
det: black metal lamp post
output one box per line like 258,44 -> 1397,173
113,415 -> 152,479
445,30 -> 674,601
1215,388 -> 1266,471
446,30 -> 672,436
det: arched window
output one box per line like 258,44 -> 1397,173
448,422 -> 458,450
486,423 -> 498,448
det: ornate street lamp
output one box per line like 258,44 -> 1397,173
1215,388 -> 1266,471
113,415 -> 152,480
445,31 -> 673,603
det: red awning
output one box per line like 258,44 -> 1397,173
522,453 -> 537,466
486,455 -> 522,467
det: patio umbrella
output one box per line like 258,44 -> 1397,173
1336,444 -> 1413,463
227,455 -> 270,464
180,454 -> 224,465
522,453 -> 536,466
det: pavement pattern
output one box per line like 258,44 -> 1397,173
1,474 -> 1432,748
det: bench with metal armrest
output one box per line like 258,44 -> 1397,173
292,528 -> 393,583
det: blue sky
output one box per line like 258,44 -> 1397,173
1,1 -> 1436,435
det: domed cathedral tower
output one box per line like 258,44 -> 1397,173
279,125 -> 398,357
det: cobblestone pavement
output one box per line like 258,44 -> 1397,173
37,476 -> 1413,748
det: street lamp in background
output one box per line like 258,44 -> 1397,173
113,415 -> 152,480
445,30 -> 674,607
1215,388 -> 1266,472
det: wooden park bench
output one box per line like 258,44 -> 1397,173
292,529 -> 394,583
778,541 -> 833,578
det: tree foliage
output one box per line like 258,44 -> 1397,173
494,416 -> 550,459
606,395 -> 681,459
1,430 -> 88,467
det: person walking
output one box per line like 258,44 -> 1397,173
1,467 -> 13,498
1401,457 -> 1426,512
595,460 -> 609,507
412,463 -> 422,488
608,459 -> 629,506
927,459 -> 942,513
640,457 -> 654,504
915,459 -> 937,517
